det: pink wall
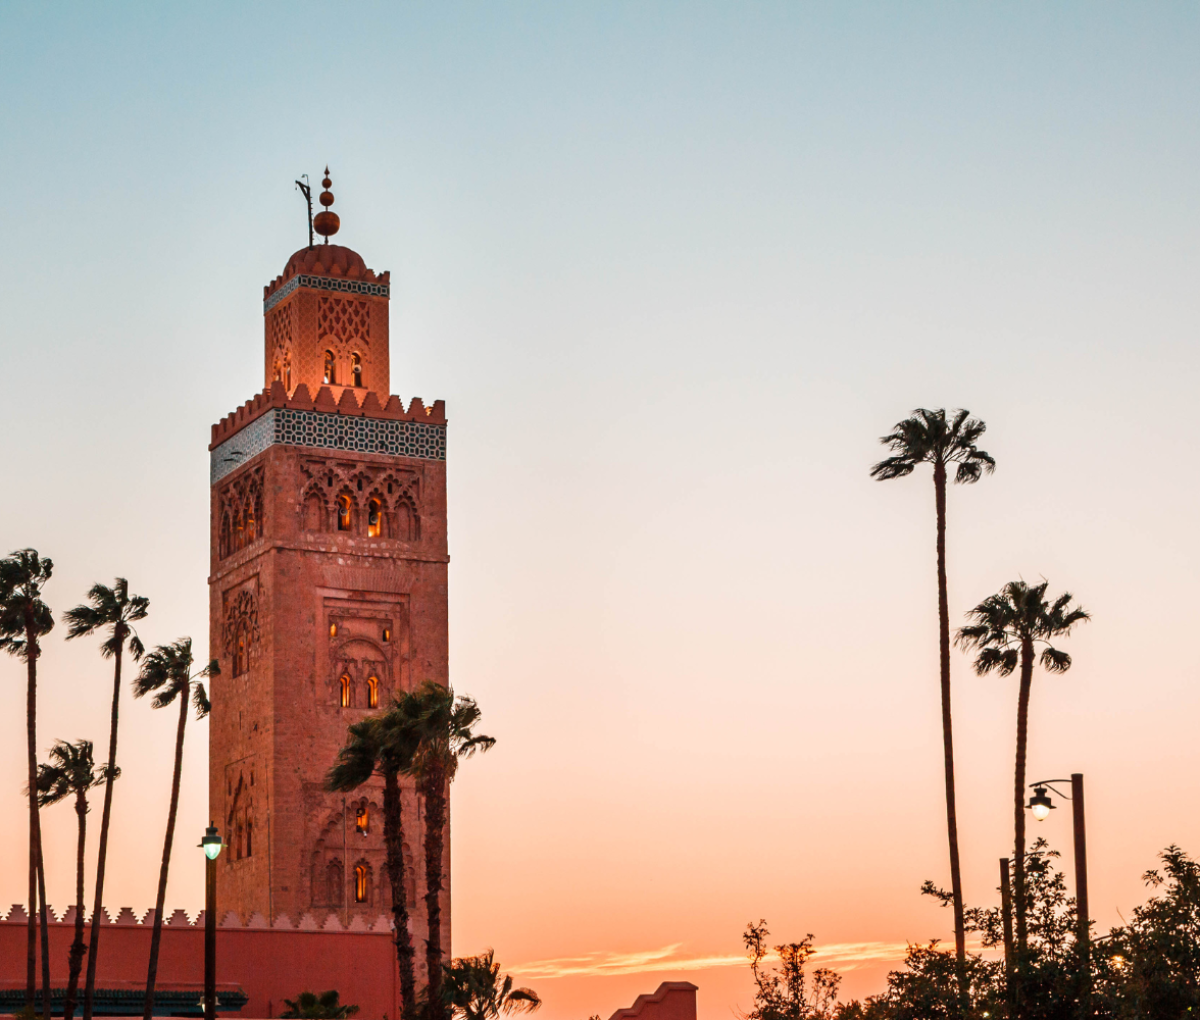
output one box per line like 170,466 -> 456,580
0,911 -> 399,1019
607,982 -> 697,1020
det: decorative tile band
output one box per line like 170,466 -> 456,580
211,409 -> 446,484
263,274 -> 391,314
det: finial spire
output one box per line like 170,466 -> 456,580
314,166 -> 340,244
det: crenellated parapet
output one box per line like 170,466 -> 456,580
211,381 -> 446,448
209,383 -> 447,484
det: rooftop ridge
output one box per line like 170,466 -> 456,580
209,383 -> 446,451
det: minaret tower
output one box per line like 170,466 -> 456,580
207,173 -> 448,959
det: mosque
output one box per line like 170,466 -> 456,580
0,174 -> 696,1020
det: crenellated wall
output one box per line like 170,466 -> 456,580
0,906 -> 400,1018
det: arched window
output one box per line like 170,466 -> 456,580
326,859 -> 343,905
367,675 -> 379,709
354,865 -> 369,904
395,502 -> 414,541
339,674 -> 351,708
219,513 -> 232,558
305,492 -> 323,532
324,350 -> 336,385
356,803 -> 369,835
233,631 -> 246,677
246,819 -> 253,857
367,499 -> 382,538
337,495 -> 352,532
284,363 -> 292,390
244,494 -> 257,543
351,353 -> 363,388
273,362 -> 282,382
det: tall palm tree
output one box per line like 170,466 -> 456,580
63,579 -> 148,1020
956,581 -> 1088,968
870,409 -> 994,990
0,549 -> 56,1017
34,740 -> 115,1020
399,682 -> 495,1020
133,638 -> 217,1020
327,711 -> 420,1020
441,949 -> 541,1020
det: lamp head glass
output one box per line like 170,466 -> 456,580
201,824 -> 223,860
1028,787 -> 1054,821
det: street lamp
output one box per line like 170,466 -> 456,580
199,824 -> 223,1020
1027,774 -> 1090,1010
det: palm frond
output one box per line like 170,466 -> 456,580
192,681 -> 211,718
972,646 -> 1018,677
1040,646 -> 1072,674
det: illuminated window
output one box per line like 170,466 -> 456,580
367,676 -> 379,708
351,353 -> 363,387
337,495 -> 352,532
233,633 -> 246,677
356,803 -> 369,835
339,674 -> 351,708
354,865 -> 368,903
330,622 -> 338,638
367,499 -> 382,538
382,628 -> 390,643
284,362 -> 292,391
323,350 -> 336,385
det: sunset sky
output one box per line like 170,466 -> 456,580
4,3 -> 1200,1016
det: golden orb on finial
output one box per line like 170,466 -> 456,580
314,165 -> 340,241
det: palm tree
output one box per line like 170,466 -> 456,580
0,549 -> 56,1017
63,579 -> 148,1020
133,638 -> 217,1020
870,408 -> 994,990
327,711 -> 420,1020
34,740 -> 114,1020
441,949 -> 541,1020
956,581 -> 1088,967
399,681 -> 495,1020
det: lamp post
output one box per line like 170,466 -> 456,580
1028,774 -> 1089,1016
200,825 -> 223,1020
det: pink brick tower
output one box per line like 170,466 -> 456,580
207,175 -> 449,967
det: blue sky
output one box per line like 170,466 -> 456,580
3,3 -> 1200,1014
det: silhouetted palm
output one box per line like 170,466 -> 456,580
328,711 -> 420,1020
871,408 -> 994,992
0,549 -> 56,1017
34,740 -> 114,1020
442,949 -> 541,1020
63,579 -> 148,1020
398,682 -> 494,1020
957,580 -> 1088,973
133,638 -> 216,1020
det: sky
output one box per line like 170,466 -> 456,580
2,1 -> 1200,1015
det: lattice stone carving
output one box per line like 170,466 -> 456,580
210,409 -> 446,485
318,296 -> 369,346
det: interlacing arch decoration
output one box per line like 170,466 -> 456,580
297,460 -> 424,538
318,295 -> 370,347
222,585 -> 260,677
217,466 -> 266,559
225,770 -> 255,861
268,304 -> 295,372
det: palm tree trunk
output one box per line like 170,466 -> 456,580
36,839 -> 52,1020
24,607 -> 51,1018
64,789 -> 89,1020
383,769 -> 417,1020
83,641 -> 123,1020
1014,639 -> 1035,957
933,461 -> 968,1000
421,770 -> 449,1020
25,610 -> 40,1011
143,692 -> 189,1020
